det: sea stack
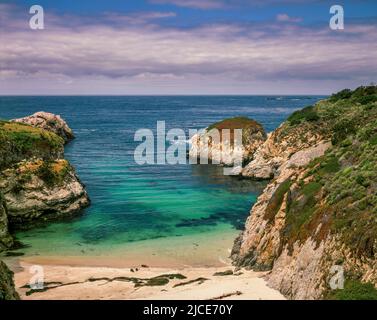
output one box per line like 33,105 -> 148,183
189,117 -> 266,168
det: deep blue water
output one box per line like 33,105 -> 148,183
0,96 -> 324,262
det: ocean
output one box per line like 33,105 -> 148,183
0,96 -> 324,266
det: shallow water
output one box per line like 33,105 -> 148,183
0,95 -> 324,265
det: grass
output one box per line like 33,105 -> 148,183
0,120 -> 64,170
326,280 -> 377,300
207,116 -> 263,132
264,179 -> 291,221
206,116 -> 266,146
5,159 -> 72,188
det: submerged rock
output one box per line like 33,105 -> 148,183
0,260 -> 20,300
12,111 -> 74,143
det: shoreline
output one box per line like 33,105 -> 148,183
8,258 -> 285,300
11,227 -> 241,268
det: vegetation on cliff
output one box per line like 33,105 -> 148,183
0,121 -> 64,170
207,116 -> 265,144
190,116 -> 266,166
278,86 -> 377,255
244,86 -> 377,299
0,114 -> 89,252
325,279 -> 377,300
234,85 -> 377,299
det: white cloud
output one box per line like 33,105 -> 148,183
0,5 -> 376,94
276,13 -> 302,23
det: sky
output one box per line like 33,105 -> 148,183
0,0 -> 376,95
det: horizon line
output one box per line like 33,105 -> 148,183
0,93 -> 329,97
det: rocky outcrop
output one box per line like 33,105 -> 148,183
232,86 -> 377,299
0,159 -> 89,228
12,111 -> 74,143
0,260 -> 20,300
233,141 -> 331,270
189,117 -> 266,167
242,120 -> 330,179
0,120 -> 64,171
0,193 -> 13,250
0,112 -> 89,249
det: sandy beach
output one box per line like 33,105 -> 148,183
6,257 -> 285,300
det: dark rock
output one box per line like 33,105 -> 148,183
0,260 -> 20,300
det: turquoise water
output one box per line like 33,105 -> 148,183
0,96 -> 323,264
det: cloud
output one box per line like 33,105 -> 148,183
0,4 -> 376,94
276,13 -> 302,23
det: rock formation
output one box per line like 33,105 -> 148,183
189,117 -> 266,167
0,112 -> 89,249
232,86 -> 377,299
0,261 -> 20,300
12,111 -> 75,143
0,111 -> 89,299
0,193 -> 13,250
0,159 -> 89,228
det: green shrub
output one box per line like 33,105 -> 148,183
36,161 -> 56,186
332,119 -> 357,145
329,89 -> 352,102
327,280 -> 377,300
264,179 -> 291,221
287,106 -> 320,125
357,94 -> 377,105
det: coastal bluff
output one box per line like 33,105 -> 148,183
231,86 -> 377,299
0,112 -> 89,251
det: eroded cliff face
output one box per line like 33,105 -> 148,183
189,117 -> 266,167
0,112 -> 89,250
242,119 -> 330,179
232,86 -> 377,300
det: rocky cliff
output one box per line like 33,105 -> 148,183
0,193 -> 13,250
12,111 -> 75,144
0,112 -> 89,250
189,117 -> 266,167
232,86 -> 377,299
0,159 -> 89,228
0,260 -> 20,300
